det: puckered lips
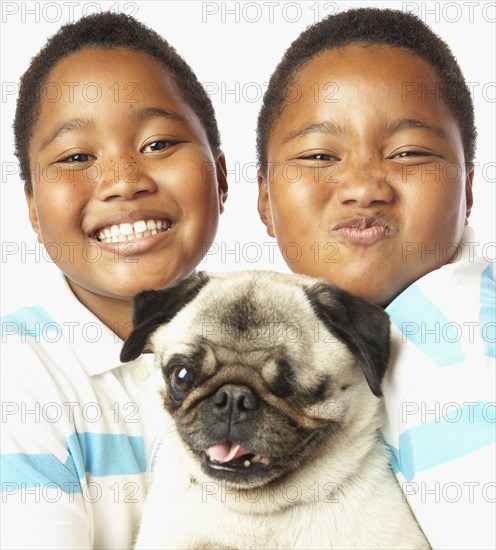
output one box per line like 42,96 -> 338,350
88,210 -> 176,252
331,215 -> 395,245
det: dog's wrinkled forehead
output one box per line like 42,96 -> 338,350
151,271 -> 317,355
121,270 -> 391,397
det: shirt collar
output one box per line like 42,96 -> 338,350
49,269 -> 131,376
451,224 -> 477,263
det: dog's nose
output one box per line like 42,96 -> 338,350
213,385 -> 259,416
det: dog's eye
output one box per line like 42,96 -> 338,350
170,366 -> 196,394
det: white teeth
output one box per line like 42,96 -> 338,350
251,454 -> 261,464
243,460 -> 251,468
120,223 -> 133,236
133,220 -> 147,233
95,218 -> 171,243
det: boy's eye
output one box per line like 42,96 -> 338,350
142,140 -> 178,153
61,153 -> 93,163
300,153 -> 339,161
392,151 -> 435,159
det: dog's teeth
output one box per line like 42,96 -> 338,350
243,460 -> 251,468
251,454 -> 262,464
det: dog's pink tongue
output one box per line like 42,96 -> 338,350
207,442 -> 249,463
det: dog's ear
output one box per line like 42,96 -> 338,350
305,282 -> 390,397
120,272 -> 210,363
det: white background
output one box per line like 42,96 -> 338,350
1,0 -> 495,312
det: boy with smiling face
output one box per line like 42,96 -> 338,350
257,8 -> 494,550
1,12 -> 227,550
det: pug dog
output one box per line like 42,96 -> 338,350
121,271 -> 429,550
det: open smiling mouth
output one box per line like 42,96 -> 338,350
93,218 -> 173,243
203,442 -> 272,473
198,434 -> 319,479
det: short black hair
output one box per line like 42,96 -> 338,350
257,7 -> 476,169
14,12 -> 221,192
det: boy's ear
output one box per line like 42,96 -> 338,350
257,171 -> 275,238
24,188 -> 42,244
465,166 -> 474,222
215,151 -> 228,214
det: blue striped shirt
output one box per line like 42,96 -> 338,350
1,265 -> 163,549
382,227 -> 495,550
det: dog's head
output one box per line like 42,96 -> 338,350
121,271 -> 390,488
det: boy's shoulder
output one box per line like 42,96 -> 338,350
386,226 -> 494,352
1,260 -> 124,381
2,255 -> 62,311
382,227 -> 495,550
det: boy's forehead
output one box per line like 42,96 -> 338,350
47,47 -> 172,86
29,47 -> 205,150
35,47 -> 185,121
272,43 -> 462,145
296,44 -> 439,91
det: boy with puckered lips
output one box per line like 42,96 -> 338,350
257,8 -> 495,550
1,12 -> 227,550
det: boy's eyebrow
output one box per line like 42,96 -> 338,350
40,118 -> 94,151
40,108 -> 188,152
133,107 -> 187,124
384,118 -> 448,140
281,117 -> 448,145
282,119 -> 347,144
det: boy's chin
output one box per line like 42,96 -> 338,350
65,268 -> 192,303
287,266 -> 401,307
340,286 -> 396,308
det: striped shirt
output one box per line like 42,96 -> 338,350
382,227 -> 496,549
2,227 -> 493,549
1,264 -> 163,549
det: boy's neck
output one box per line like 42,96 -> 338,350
65,278 -> 134,341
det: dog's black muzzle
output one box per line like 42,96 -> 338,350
212,384 -> 259,423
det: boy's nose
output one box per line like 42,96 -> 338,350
336,167 -> 394,208
96,157 -> 157,201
